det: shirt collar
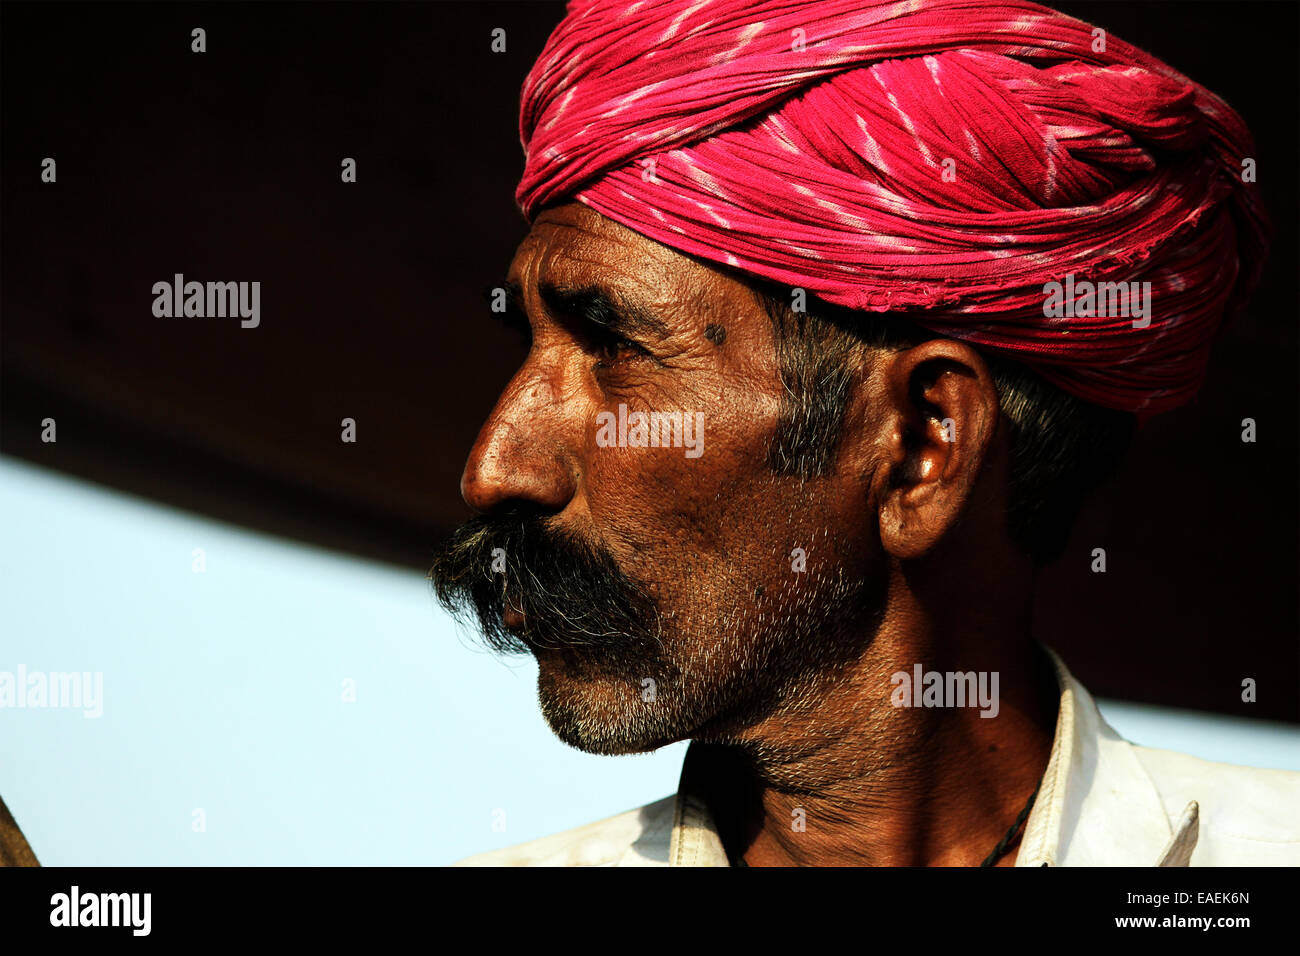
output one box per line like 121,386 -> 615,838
665,646 -> 1197,866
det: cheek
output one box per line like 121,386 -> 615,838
581,381 -> 782,556
582,403 -> 885,633
576,393 -> 878,635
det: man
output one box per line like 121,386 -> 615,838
430,0 -> 1297,866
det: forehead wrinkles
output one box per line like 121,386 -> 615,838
511,212 -> 688,303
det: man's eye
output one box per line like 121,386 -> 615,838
590,331 -> 649,368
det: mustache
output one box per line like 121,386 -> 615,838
428,507 -> 663,656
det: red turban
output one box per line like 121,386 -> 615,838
516,0 -> 1268,417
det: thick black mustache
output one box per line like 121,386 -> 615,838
428,508 -> 663,656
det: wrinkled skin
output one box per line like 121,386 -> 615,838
449,202 -> 1058,866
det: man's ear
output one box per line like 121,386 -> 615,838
870,339 -> 1000,560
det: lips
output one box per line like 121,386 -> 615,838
503,590 -> 526,630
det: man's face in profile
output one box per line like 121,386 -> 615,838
430,201 -> 895,757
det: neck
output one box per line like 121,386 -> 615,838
694,563 -> 1058,867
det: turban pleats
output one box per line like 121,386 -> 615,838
517,0 -> 1268,416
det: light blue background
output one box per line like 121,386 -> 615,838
1,455 -> 1295,865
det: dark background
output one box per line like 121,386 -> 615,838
2,1 -> 1296,720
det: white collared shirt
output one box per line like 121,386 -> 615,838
456,649 -> 1300,866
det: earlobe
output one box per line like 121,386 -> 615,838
874,341 -> 999,560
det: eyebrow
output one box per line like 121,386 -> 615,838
530,279 -> 670,341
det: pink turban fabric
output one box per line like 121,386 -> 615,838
516,0 -> 1269,417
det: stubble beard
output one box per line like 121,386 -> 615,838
533,559 -> 881,758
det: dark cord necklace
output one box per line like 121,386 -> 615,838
978,779 -> 1041,867
729,779 -> 1042,867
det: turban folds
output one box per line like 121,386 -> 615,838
516,0 -> 1269,417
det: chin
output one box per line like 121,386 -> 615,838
536,658 -> 688,756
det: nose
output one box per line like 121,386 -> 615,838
460,372 -> 576,516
